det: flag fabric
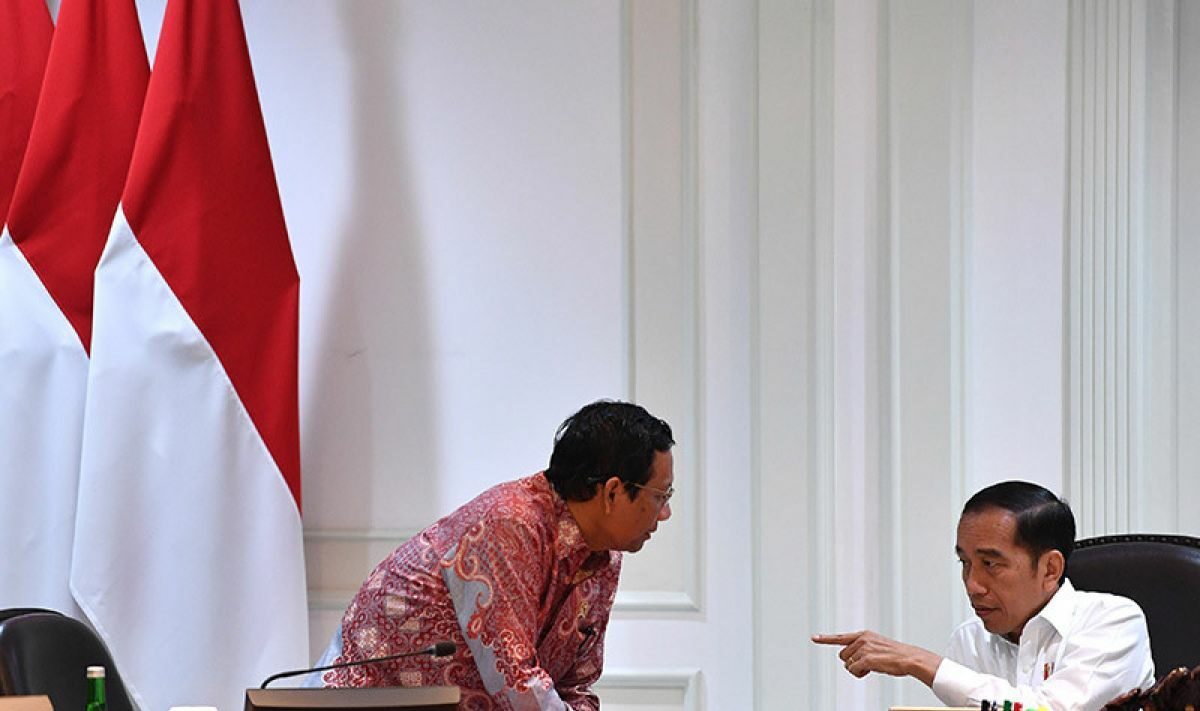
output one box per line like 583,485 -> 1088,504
0,0 -> 52,226
0,0 -> 67,614
6,0 -> 149,350
70,0 -> 308,710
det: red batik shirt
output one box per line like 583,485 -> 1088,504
325,473 -> 621,710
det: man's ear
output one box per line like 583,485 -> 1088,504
601,476 -> 622,513
1042,549 -> 1065,590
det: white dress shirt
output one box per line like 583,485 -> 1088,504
931,579 -> 1154,711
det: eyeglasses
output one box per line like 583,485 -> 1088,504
627,480 -> 674,507
588,477 -> 675,508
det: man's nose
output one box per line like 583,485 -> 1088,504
657,501 -> 672,522
964,569 -> 987,596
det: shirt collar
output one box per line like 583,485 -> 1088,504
1006,578 -> 1074,645
1036,577 -> 1077,637
536,473 -> 612,574
988,579 -> 1075,649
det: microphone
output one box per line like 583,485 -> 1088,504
259,641 -> 457,688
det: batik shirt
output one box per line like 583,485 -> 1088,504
325,473 -> 621,711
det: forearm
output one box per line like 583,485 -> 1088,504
905,647 -> 943,687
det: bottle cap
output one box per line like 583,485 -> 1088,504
87,666 -> 105,678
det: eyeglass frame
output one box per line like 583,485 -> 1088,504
623,480 -> 674,508
587,477 -> 674,507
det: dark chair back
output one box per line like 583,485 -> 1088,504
1069,534 -> 1200,678
0,610 -> 62,625
0,612 -> 135,711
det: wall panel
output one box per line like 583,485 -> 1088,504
754,0 -> 824,707
883,1 -> 973,705
1174,1 -> 1199,533
179,1 -> 1200,707
622,0 -> 702,613
595,670 -> 700,711
1065,0 -> 1187,536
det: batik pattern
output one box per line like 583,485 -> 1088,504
326,474 -> 621,711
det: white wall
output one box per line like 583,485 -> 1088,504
969,0 -> 1067,493
1179,1 -> 1200,528
114,0 -> 1200,708
753,1 -> 1196,708
239,1 -> 754,709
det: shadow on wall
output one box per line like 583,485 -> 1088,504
303,0 -> 438,628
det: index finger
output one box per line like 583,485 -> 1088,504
811,632 -> 860,645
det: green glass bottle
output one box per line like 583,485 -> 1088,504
85,666 -> 106,711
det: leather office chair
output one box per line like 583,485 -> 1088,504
0,610 -> 61,625
0,612 -> 135,711
1069,534 -> 1200,678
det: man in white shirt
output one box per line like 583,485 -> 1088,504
813,481 -> 1155,711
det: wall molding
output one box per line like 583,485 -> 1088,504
303,527 -> 417,611
880,2 -> 975,705
752,1 -> 831,708
1175,1 -> 1200,536
623,0 -> 704,616
304,527 -> 418,542
1065,0 -> 1153,536
596,668 -> 701,711
947,0 -> 974,632
809,0 -> 838,707
613,590 -> 700,614
1138,0 -> 1182,533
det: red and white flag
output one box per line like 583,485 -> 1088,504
0,0 -> 70,613
71,1 -> 308,710
0,0 -> 51,226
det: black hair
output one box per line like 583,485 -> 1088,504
544,400 -> 674,502
962,480 -> 1075,580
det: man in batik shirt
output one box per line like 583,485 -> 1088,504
325,400 -> 675,710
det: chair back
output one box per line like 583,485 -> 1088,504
0,611 -> 61,626
0,613 -> 135,711
1069,534 -> 1200,678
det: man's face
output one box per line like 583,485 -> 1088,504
955,507 -> 1060,642
606,449 -> 674,553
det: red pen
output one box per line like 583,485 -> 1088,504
1043,662 -> 1054,679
